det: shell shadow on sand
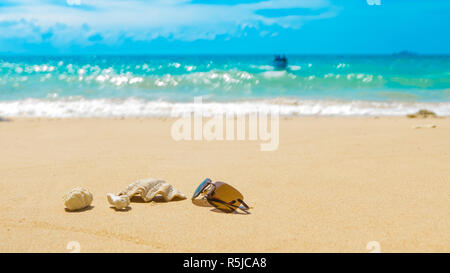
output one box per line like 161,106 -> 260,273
64,205 -> 94,213
130,195 -> 186,203
109,206 -> 132,212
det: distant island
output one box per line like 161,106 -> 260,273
392,50 -> 419,56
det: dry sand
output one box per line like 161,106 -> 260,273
0,117 -> 449,252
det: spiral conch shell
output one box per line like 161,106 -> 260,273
63,187 -> 93,211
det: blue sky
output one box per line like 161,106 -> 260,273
0,0 -> 449,54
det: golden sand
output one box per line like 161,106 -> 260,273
0,117 -> 449,252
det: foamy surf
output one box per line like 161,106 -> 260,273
1,98 -> 449,118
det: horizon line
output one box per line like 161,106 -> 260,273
1,52 -> 450,57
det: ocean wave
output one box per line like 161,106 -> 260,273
2,58 -> 448,95
1,55 -> 449,103
1,98 -> 449,118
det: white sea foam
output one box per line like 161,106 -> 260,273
250,65 -> 274,70
261,71 -> 287,78
0,98 -> 449,118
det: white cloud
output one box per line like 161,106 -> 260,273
67,0 -> 82,6
0,0 -> 337,45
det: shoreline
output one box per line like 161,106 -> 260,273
2,115 -> 449,121
0,117 -> 449,252
1,97 -> 450,118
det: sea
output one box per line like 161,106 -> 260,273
0,55 -> 449,117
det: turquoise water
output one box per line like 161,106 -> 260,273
0,55 -> 449,117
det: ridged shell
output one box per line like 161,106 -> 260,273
118,178 -> 186,202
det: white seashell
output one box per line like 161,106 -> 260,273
117,178 -> 186,202
107,193 -> 130,210
63,187 -> 93,211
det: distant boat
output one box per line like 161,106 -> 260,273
272,55 -> 288,70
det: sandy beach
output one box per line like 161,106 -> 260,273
0,117 -> 449,252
